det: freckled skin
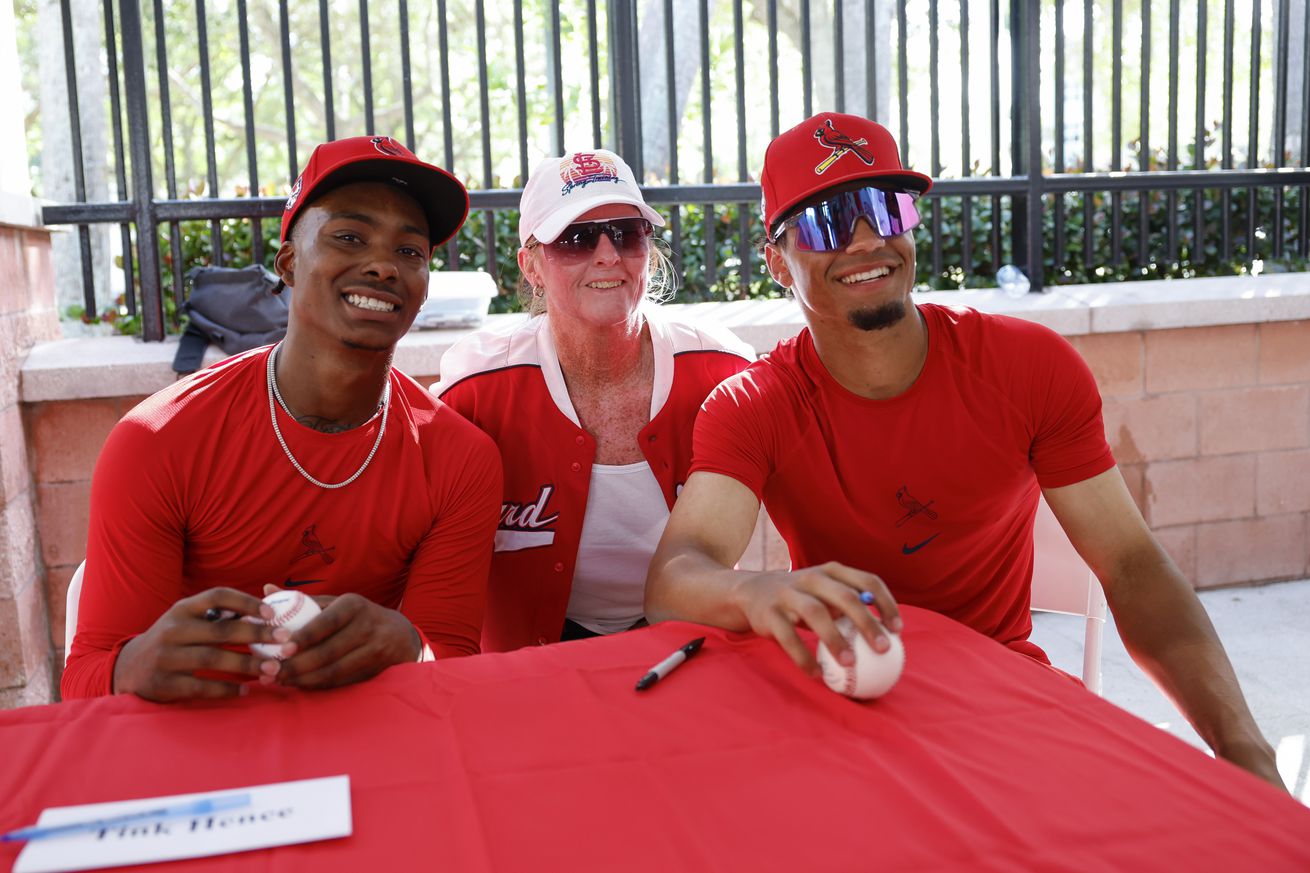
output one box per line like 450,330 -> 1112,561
519,204 -> 656,464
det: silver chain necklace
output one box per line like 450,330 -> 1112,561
266,343 -> 390,490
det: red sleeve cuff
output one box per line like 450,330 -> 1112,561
61,633 -> 139,700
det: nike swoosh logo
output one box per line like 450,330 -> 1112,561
902,534 -> 940,555
281,578 -> 324,588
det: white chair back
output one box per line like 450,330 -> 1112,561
1031,497 -> 1106,695
64,561 -> 86,667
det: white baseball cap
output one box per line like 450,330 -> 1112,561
518,149 -> 665,245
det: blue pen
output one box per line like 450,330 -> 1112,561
1,792 -> 252,843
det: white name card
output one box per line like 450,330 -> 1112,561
14,775 -> 352,873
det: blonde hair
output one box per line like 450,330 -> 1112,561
517,236 -> 677,317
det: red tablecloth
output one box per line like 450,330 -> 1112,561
2,606 -> 1308,872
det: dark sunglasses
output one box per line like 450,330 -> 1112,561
532,218 -> 654,261
771,187 -> 922,251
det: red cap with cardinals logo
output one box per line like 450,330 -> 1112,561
760,112 -> 933,234
280,135 -> 469,252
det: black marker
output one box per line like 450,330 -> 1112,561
635,637 -> 705,691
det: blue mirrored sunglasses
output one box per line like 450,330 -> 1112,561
772,187 -> 922,251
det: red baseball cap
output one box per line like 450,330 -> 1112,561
760,112 -> 933,233
280,136 -> 469,251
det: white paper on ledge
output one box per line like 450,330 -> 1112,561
13,774 -> 352,873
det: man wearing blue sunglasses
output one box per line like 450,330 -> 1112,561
646,112 -> 1282,789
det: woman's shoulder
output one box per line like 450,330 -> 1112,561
647,304 -> 756,363
433,315 -> 546,397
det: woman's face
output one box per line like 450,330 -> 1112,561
518,203 -> 650,330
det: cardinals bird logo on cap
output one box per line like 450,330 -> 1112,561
284,175 -> 303,211
813,119 -> 876,174
371,136 -> 405,157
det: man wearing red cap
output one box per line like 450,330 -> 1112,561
646,113 -> 1281,787
66,136 -> 502,702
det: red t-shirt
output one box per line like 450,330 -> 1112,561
64,346 -> 503,699
692,304 -> 1115,657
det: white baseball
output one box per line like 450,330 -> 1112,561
247,590 -> 321,660
816,616 -> 905,699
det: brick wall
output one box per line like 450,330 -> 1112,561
25,394 -> 146,684
1069,323 -> 1310,588
0,223 -> 60,707
17,317 -> 1310,695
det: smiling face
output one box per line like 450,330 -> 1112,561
764,182 -> 918,334
517,203 -> 649,331
275,181 -> 431,352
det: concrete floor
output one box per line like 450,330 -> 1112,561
1032,576 -> 1310,803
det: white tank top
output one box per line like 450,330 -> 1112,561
565,460 -> 670,634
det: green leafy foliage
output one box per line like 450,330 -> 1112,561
75,216 -> 280,336
433,207 -> 524,314
658,203 -> 781,302
915,176 -> 1308,291
90,136 -> 1305,336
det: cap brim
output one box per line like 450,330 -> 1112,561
532,196 -> 666,244
307,157 -> 470,249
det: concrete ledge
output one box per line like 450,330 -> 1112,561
671,290 -> 1083,347
18,273 -> 1310,403
0,193 -> 43,230
1059,273 -> 1310,333
18,326 -> 506,403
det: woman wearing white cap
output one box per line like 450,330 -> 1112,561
436,150 -> 753,652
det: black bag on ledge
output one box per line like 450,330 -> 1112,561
172,265 -> 291,374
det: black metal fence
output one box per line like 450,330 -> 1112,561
36,0 -> 1310,341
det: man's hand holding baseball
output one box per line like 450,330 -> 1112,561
259,587 -> 422,690
733,563 -> 902,676
112,588 -> 287,702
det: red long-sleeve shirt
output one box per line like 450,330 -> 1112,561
64,346 -> 502,699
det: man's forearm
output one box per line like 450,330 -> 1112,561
1106,543 -> 1275,765
645,548 -> 755,630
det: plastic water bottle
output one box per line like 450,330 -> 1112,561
996,264 -> 1031,298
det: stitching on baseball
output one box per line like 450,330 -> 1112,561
269,594 -> 305,628
839,621 -> 858,696
841,663 -> 856,696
